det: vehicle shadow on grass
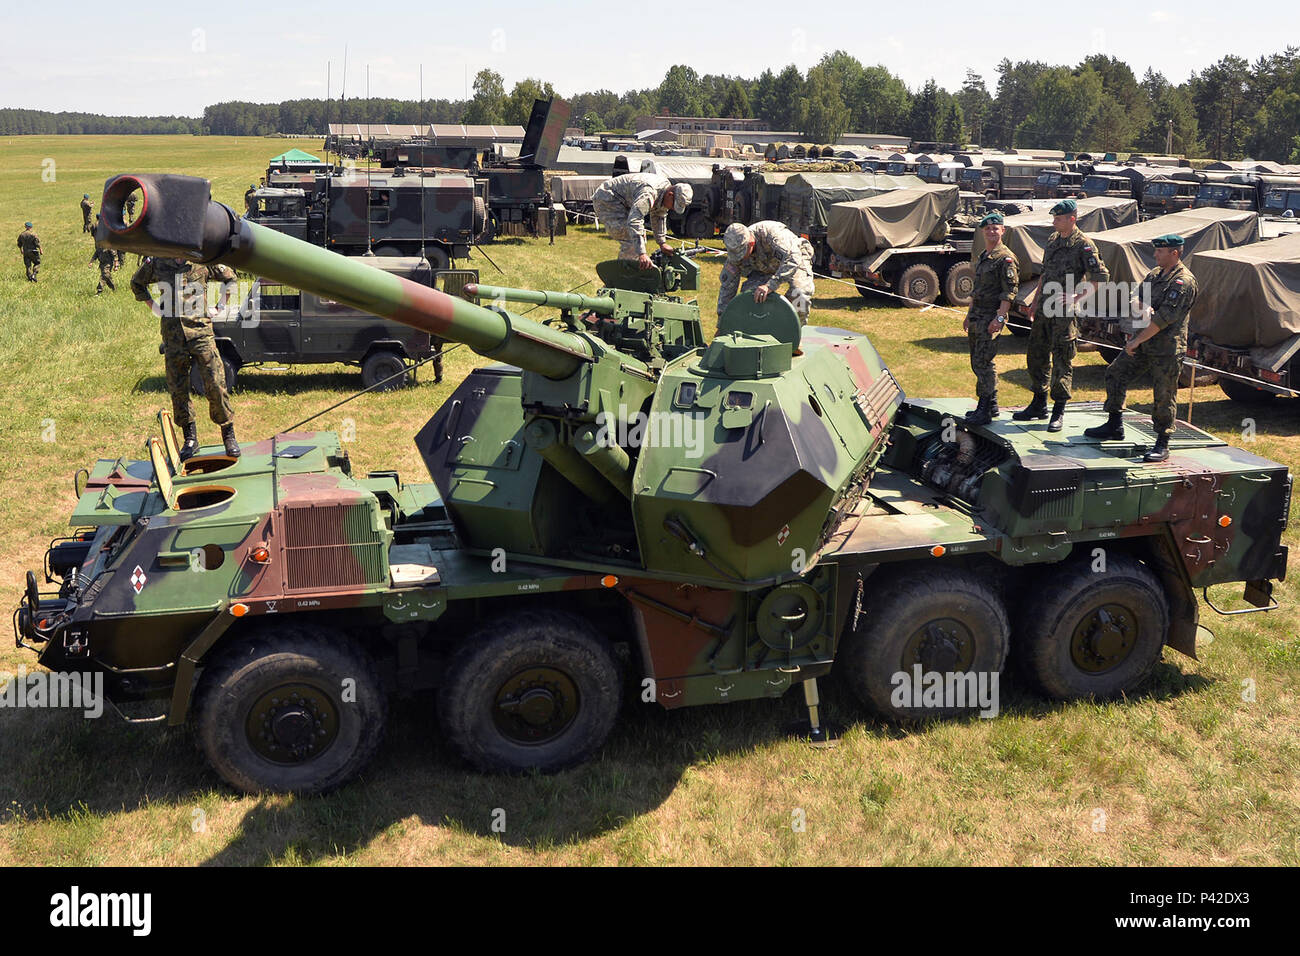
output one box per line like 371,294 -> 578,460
0,661 -> 1213,863
132,370 -> 445,399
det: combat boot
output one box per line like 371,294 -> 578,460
1084,412 -> 1125,441
1012,393 -> 1048,421
1143,432 -> 1170,463
179,421 -> 198,461
1047,400 -> 1067,433
988,395 -> 1000,418
965,396 -> 993,427
222,424 -> 241,458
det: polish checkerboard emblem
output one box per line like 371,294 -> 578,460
130,566 -> 147,593
777,524 -> 790,545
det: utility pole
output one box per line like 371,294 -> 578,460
1166,119 -> 1173,155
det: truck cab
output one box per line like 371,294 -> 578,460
1196,182 -> 1257,211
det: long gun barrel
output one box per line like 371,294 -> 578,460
464,284 -> 616,314
96,173 -> 592,380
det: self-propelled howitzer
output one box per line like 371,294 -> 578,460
13,172 -> 1290,795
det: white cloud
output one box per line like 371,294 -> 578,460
1149,10 -> 1173,22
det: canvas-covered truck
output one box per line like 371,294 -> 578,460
1071,207 -> 1260,357
15,172 -> 1290,794
1187,231 -> 1300,402
826,183 -> 978,307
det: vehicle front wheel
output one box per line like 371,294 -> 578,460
193,624 -> 388,794
437,611 -> 622,773
1220,375 -> 1278,404
189,355 -> 238,396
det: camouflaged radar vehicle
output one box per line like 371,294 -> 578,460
14,173 -> 1291,795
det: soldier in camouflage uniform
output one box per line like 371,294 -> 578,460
81,194 -> 94,232
592,173 -> 692,269
718,221 -> 815,322
963,211 -> 1019,426
17,222 -> 41,282
1085,234 -> 1198,462
91,244 -> 117,294
245,184 -> 258,217
131,256 -> 241,459
1013,198 -> 1110,432
124,192 -> 138,222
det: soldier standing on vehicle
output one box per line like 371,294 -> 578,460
592,172 -> 692,269
718,221 -> 815,322
1012,198 -> 1109,432
963,211 -> 1019,426
131,256 -> 240,459
245,184 -> 258,217
17,221 -> 41,282
81,193 -> 94,232
1084,234 -> 1197,463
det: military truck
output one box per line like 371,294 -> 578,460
1033,171 -> 1085,199
192,257 -> 478,393
247,171 -> 490,268
1187,231 -> 1300,402
826,184 -> 978,307
16,172 -> 1290,795
1263,187 -> 1300,218
983,158 -> 1066,200
1142,178 -> 1202,217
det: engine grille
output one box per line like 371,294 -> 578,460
281,502 -> 386,591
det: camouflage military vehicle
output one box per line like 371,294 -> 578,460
15,172 -> 1290,794
247,171 -> 489,268
1033,171 -> 1084,199
194,257 -> 477,393
1142,178 -> 1202,217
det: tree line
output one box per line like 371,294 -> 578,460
4,47 -> 1298,160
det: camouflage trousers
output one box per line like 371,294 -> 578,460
1103,345 -> 1183,435
97,263 -> 116,292
23,255 -> 39,281
966,310 -> 1001,399
735,270 -> 815,322
162,323 -> 233,429
1026,309 -> 1078,401
82,217 -> 92,233
592,194 -> 649,260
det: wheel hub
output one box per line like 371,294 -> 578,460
1071,604 -> 1136,673
903,619 -> 976,674
493,667 -> 579,745
246,684 -> 339,764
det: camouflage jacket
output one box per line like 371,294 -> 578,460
597,173 -> 673,253
90,247 -> 117,268
970,242 -> 1018,313
131,257 -> 236,336
1137,261 -> 1197,353
1040,228 -> 1108,289
80,198 -> 93,217
717,221 -> 812,314
16,230 -> 41,256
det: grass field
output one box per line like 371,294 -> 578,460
0,135 -> 1297,866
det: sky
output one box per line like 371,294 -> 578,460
2,1 -> 1297,117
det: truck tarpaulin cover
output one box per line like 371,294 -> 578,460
550,175 -> 605,203
827,183 -> 959,258
1092,206 -> 1260,284
972,197 -> 1139,274
784,173 -> 923,236
1189,231 -> 1300,348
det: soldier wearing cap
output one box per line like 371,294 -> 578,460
717,221 -> 815,322
963,210 -> 1019,426
1085,234 -> 1197,462
81,193 -> 94,232
1013,197 -> 1110,432
131,256 -> 241,459
592,172 -> 692,269
17,221 -> 41,282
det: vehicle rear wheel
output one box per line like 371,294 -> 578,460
437,610 -> 622,773
193,624 -> 388,794
943,261 -> 975,308
895,263 -> 940,307
1220,375 -> 1278,404
855,279 -> 875,299
837,569 -> 1009,720
361,350 -> 410,391
683,210 -> 713,238
189,355 -> 238,396
1015,553 -> 1168,700
423,246 -> 451,271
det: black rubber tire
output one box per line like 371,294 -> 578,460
683,210 -> 713,239
1008,318 -> 1031,337
189,355 -> 238,396
1015,552 -> 1168,700
437,610 -> 622,773
943,261 -> 976,308
1098,344 -> 1122,363
837,569 -> 1009,720
424,245 -> 452,271
854,279 -> 875,298
895,263 -> 940,307
361,350 -> 410,391
193,624 -> 388,794
1220,375 -> 1278,404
